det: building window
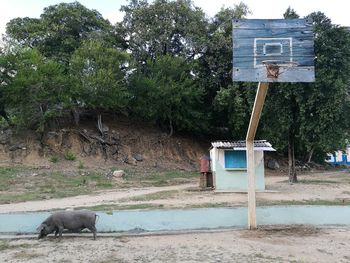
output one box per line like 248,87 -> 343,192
224,150 -> 246,169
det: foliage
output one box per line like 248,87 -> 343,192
64,150 -> 76,161
1,1 -> 350,168
261,10 -> 350,181
197,3 -> 251,128
129,54 -> 207,135
117,0 -> 208,62
50,155 -> 60,163
69,40 -> 130,113
6,2 -> 114,64
1,48 -> 68,132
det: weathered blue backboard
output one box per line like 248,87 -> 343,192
232,19 -> 315,82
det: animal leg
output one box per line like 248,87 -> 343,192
58,226 -> 64,239
87,226 -> 97,240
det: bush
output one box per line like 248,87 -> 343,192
50,155 -> 59,163
64,150 -> 76,161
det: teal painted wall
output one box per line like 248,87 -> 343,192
212,149 -> 265,191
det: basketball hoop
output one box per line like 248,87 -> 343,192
262,60 -> 299,79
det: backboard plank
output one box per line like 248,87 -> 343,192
232,19 -> 315,83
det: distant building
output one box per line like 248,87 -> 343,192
326,147 -> 350,165
209,140 -> 275,192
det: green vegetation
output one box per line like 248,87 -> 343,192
258,198 -> 350,206
0,167 -> 198,204
64,150 -> 76,161
77,203 -> 165,212
280,179 -> 338,185
120,190 -> 179,202
50,155 -> 60,163
78,160 -> 85,169
0,167 -> 114,204
124,171 -> 198,187
0,1 -> 350,181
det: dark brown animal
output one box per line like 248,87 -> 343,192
37,210 -> 98,239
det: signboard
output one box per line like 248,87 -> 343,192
232,19 -> 315,82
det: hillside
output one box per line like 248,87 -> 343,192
0,116 -> 209,172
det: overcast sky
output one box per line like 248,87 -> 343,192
0,0 -> 348,36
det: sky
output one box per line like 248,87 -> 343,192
0,0 -> 349,36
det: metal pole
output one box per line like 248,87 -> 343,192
246,82 -> 269,229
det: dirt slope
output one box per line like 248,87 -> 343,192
0,116 -> 209,171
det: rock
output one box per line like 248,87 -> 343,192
8,143 -> 26,151
112,170 -> 125,178
267,159 -> 280,170
133,153 -> 143,162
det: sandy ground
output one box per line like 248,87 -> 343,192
0,170 -> 349,213
1,226 -> 350,263
1,170 -> 350,262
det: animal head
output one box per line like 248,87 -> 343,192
37,223 -> 51,239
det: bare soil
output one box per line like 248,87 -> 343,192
1,120 -> 350,262
1,170 -> 350,263
1,170 -> 349,213
1,226 -> 350,263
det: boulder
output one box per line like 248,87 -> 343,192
112,170 -> 125,178
133,153 -> 143,162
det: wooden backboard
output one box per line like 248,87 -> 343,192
232,19 -> 315,82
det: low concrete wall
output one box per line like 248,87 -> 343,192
1,206 -> 350,234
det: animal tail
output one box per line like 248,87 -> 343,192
95,214 -> 100,224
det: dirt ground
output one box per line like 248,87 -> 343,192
1,226 -> 350,263
1,169 -> 350,263
1,170 -> 349,213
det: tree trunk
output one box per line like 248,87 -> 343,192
97,114 -> 104,138
71,108 -> 80,126
288,131 -> 298,183
168,119 -> 174,137
307,147 -> 314,163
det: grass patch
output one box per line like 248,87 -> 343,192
258,198 -> 350,206
120,190 -> 179,202
0,167 -> 115,204
125,170 -> 198,187
0,241 -> 34,251
298,179 -> 338,184
80,202 -> 232,212
78,161 -> 85,169
0,167 -> 198,204
64,150 -> 76,161
77,203 -> 165,212
280,179 -> 338,185
50,155 -> 59,163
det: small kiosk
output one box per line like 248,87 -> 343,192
210,140 -> 275,192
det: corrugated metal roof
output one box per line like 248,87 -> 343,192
211,140 -> 275,151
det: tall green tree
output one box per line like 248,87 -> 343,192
69,40 -> 130,125
262,10 -> 350,182
6,2 -> 114,64
117,0 -> 208,63
129,54 -> 206,135
2,48 -> 68,132
200,3 -> 251,131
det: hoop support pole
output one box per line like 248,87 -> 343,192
246,82 -> 269,230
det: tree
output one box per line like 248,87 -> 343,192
2,48 -> 68,133
198,3 -> 251,131
129,54 -> 207,136
6,2 -> 114,64
117,0 -> 208,63
69,40 -> 130,126
262,10 -> 350,182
